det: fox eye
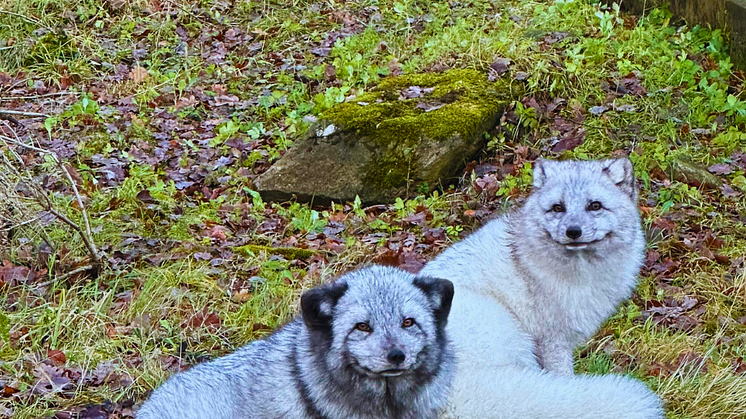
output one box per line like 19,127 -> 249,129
354,322 -> 372,333
587,201 -> 602,211
551,203 -> 565,213
401,318 -> 416,328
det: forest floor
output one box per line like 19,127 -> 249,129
1,0 -> 746,417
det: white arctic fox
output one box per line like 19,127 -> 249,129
420,158 -> 664,419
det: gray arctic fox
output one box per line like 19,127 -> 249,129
420,158 -> 664,419
137,265 -> 455,419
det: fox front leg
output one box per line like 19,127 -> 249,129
534,336 -> 574,375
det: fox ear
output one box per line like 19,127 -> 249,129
602,158 -> 637,200
300,281 -> 348,331
413,276 -> 454,328
533,159 -> 550,189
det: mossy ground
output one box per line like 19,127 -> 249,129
1,0 -> 746,418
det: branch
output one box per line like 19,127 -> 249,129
0,109 -> 50,118
0,132 -> 104,272
0,92 -> 78,101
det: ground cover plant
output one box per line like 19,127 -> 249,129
0,0 -> 745,417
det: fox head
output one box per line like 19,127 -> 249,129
300,265 -> 453,381
522,158 -> 641,254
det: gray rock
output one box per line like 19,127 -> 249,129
254,69 -> 518,204
669,157 -> 723,189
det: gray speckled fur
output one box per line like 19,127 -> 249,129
137,265 -> 455,419
422,158 -> 663,418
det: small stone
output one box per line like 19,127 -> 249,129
669,157 -> 723,189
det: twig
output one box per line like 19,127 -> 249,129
55,265 -> 94,283
0,132 -> 104,272
0,91 -> 78,101
32,264 -> 93,289
59,161 -> 99,262
38,192 -> 101,269
0,109 -> 50,118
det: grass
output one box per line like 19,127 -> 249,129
1,0 -> 746,417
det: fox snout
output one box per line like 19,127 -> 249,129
387,348 -> 406,365
565,226 -> 582,240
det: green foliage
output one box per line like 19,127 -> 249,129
331,27 -> 388,86
277,203 -> 328,234
5,0 -> 746,417
712,127 -> 746,154
45,93 -> 101,133
497,162 -> 534,197
0,311 -> 9,343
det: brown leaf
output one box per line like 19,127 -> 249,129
387,58 -> 403,76
252,322 -> 271,332
104,0 -> 127,9
0,261 -> 33,286
646,361 -> 674,377
708,163 -> 733,175
551,136 -> 585,153
207,225 -> 228,241
193,252 -> 212,261
183,308 -> 222,330
651,217 -> 676,232
721,184 -> 742,198
714,253 -> 730,265
323,64 -> 336,82
136,189 -> 155,203
398,249 -> 426,273
698,245 -> 715,260
403,211 -> 430,226
488,58 -> 511,80
129,66 -> 149,84
704,233 -> 725,249
2,385 -> 19,396
399,86 -> 434,99
734,357 -> 746,374
47,349 -> 67,366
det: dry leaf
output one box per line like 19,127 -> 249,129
129,66 -> 149,84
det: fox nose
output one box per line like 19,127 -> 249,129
387,348 -> 406,365
566,226 -> 582,240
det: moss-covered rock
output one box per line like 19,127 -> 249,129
669,157 -> 723,189
254,69 -> 520,204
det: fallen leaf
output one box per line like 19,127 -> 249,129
323,64 -> 336,82
129,66 -> 149,84
47,349 -> 67,366
399,86 -> 435,100
488,58 -> 511,80
415,102 -> 445,112
136,190 -> 155,203
708,163 -> 733,175
589,105 -> 608,115
0,261 -> 33,286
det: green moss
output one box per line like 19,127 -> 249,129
322,69 -> 519,192
24,32 -> 79,66
233,244 -> 318,260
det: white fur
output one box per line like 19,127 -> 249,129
421,159 -> 663,418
